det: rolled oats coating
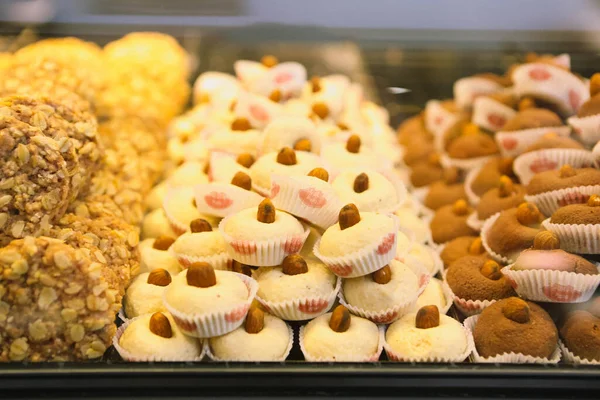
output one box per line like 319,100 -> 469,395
0,236 -> 120,361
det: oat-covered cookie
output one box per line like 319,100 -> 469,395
67,194 -> 125,220
0,236 -> 120,361
0,116 -> 70,245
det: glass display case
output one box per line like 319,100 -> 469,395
1,1 -> 600,398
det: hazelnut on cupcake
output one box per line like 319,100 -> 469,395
194,171 -> 263,218
414,278 -> 451,313
171,218 -> 229,269
430,200 -> 478,244
320,135 -> 382,175
444,123 -> 499,170
467,156 -> 516,203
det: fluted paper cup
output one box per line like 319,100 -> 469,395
172,251 -> 230,270
559,340 -> 600,365
442,280 -> 497,317
472,96 -> 516,132
464,165 -> 482,206
299,323 -> 384,362
425,99 -> 459,138
194,183 -> 263,218
568,114 -> 600,147
480,212 -> 515,264
495,126 -> 571,158
542,218 -> 600,254
454,76 -> 503,111
466,211 -> 484,232
525,185 -> 600,216
514,148 -> 597,185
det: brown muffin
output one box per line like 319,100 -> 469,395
403,135 -> 435,166
485,203 -> 545,260
446,257 -> 515,301
473,297 -> 558,358
397,114 -> 432,146
430,200 -> 478,244
476,176 -> 526,220
410,153 -> 443,188
526,165 -> 600,195
502,108 -> 563,132
471,156 -> 516,197
524,133 -> 585,153
446,130 -> 499,159
423,167 -> 466,210
440,236 -> 485,268
441,117 -> 470,152
550,195 -> 600,225
560,310 -> 600,361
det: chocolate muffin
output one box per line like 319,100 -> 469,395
424,167 -> 466,210
476,176 -> 526,220
397,114 -> 432,146
430,200 -> 478,244
446,124 -> 499,159
550,194 -> 600,225
473,297 -> 558,358
523,133 -> 585,153
560,310 -> 600,362
470,156 -> 516,197
439,236 -> 485,268
501,108 -> 563,132
526,165 -> 600,196
403,135 -> 435,167
410,153 -> 444,188
446,257 -> 515,301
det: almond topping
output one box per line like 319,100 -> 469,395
147,269 -> 172,286
236,153 -> 255,168
339,204 -> 360,230
415,305 -> 440,329
588,194 -> 600,207
329,305 -> 351,333
269,89 -> 282,103
337,121 -> 349,131
516,202 -> 542,226
353,173 -> 369,193
245,307 -> 264,334
559,164 -> 576,178
261,55 -> 278,68
590,73 -> 600,97
190,218 -> 212,233
293,138 -> 312,152
518,97 -> 536,111
276,147 -> 297,165
372,264 -> 392,284
480,260 -> 502,280
231,117 -> 252,132
346,135 -> 361,153
468,237 -> 485,255
230,260 -> 252,277
452,199 -> 469,216
231,171 -> 252,191
502,297 -> 530,323
311,76 -> 321,93
312,102 -> 329,119
533,231 -> 560,250
149,313 -> 173,338
257,198 -> 276,223
186,262 -> 216,288
282,254 -> 308,276
498,175 -> 515,198
307,167 -> 329,182
153,236 -> 175,251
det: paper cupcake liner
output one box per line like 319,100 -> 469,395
172,251 -> 231,270
162,187 -> 191,236
513,63 -> 589,117
463,315 -> 561,364
543,218 -> 600,254
472,96 -> 517,132
570,113 -> 600,146
338,262 -> 431,324
442,280 -> 497,317
383,323 -> 474,363
514,148 -> 597,185
254,276 -> 342,321
117,308 -> 128,323
313,215 -> 400,278
270,174 -> 342,230
163,273 -> 259,338
501,264 -> 600,303
454,76 -> 503,110
466,211 -> 484,232
218,217 -> 310,266
194,183 -> 264,218
299,323 -> 384,362
464,165 -> 482,206
524,185 -> 600,217
559,340 -> 600,365
204,321 -> 294,362
495,126 -> 572,158
480,212 -> 514,264
425,100 -> 459,138
112,315 -> 206,362
440,153 -> 494,172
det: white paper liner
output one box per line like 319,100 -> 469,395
424,100 -> 459,138
299,323 -> 385,362
463,315 -> 562,364
442,280 -> 497,317
338,262 -> 431,324
568,113 -> 600,147
514,149 -> 598,185
117,308 -> 128,323
383,322 -> 474,363
270,174 -> 342,229
466,212 -> 484,232
218,217 -> 310,266
256,274 -> 341,320
440,153 -> 494,172
172,251 -> 230,270
454,77 -> 504,111
163,273 -> 259,338
472,96 -> 517,132
112,315 -> 206,362
464,165 -> 482,206
194,183 -> 264,218
204,321 -> 294,362
495,126 -> 572,158
501,264 -> 600,303
524,185 -> 600,217
313,215 -> 400,278
543,218 -> 600,254
513,63 -> 589,117
559,340 -> 600,365
480,212 -> 514,264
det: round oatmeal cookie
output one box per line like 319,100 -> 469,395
67,194 -> 124,220
0,116 -> 70,245
0,236 -> 120,361
88,168 -> 144,226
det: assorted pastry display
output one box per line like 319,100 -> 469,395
0,35 -> 599,366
